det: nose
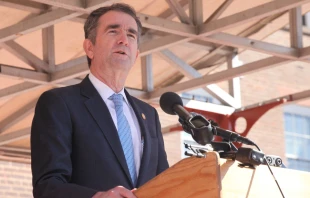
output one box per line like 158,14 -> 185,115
117,31 -> 129,46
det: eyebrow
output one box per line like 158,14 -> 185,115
105,24 -> 138,37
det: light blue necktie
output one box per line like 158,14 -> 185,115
109,93 -> 137,185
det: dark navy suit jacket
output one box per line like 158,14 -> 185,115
31,76 -> 169,198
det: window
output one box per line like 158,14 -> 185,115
303,12 -> 310,27
284,105 -> 310,172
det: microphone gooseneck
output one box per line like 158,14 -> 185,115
159,92 -> 255,146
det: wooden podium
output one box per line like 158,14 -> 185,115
134,151 -> 310,198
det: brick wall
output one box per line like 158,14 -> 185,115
162,30 -> 310,166
236,30 -> 310,160
0,160 -> 32,198
163,132 -> 182,166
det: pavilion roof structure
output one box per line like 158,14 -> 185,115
1,0 -> 310,163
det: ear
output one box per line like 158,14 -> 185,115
83,39 -> 94,60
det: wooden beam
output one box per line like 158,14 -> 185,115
238,12 -> 287,38
30,0 -> 117,12
138,13 -> 196,37
70,14 -> 88,23
0,0 -> 88,24
159,49 -> 201,78
195,54 -> 227,70
0,65 -> 49,84
199,0 -> 310,36
0,64 -> 85,92
205,84 -> 241,108
183,40 -> 215,51
0,0 -> 47,13
227,54 -> 235,97
159,0 -> 189,20
236,89 -> 310,112
149,57 -> 290,99
68,0 -> 189,24
0,98 -> 36,134
204,0 -> 233,23
0,40 -> 50,72
299,46 -> 310,59
26,0 -> 308,61
144,31 -> 233,54
289,7 -> 303,48
0,128 -> 30,146
0,9 -> 80,43
0,0 -> 116,43
49,0 -> 308,61
139,35 -> 191,57
0,146 -> 31,163
55,56 -> 88,71
86,0 -> 118,10
0,82 -> 41,100
192,45 -> 234,68
139,2 -> 304,60
155,53 -> 227,89
189,0 -> 203,25
50,63 -> 89,83
0,146 -> 30,153
0,155 -> 30,164
141,5 -> 304,90
285,89 -> 310,102
143,33 -> 231,55
30,0 -> 86,12
203,33 -> 299,59
141,55 -> 153,92
42,26 -> 56,72
186,12 -> 285,85
165,0 -> 192,24
159,49 -> 240,108
227,54 -> 241,107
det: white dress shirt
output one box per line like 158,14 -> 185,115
88,73 -> 142,176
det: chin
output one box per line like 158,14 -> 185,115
111,59 -> 131,66
112,62 -> 132,70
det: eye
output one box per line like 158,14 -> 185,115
128,34 -> 136,39
108,30 -> 117,34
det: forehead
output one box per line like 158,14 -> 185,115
98,10 -> 138,31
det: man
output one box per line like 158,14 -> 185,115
31,3 -> 169,198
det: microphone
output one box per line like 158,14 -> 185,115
160,92 -> 213,145
159,91 -> 193,122
159,92 -> 255,146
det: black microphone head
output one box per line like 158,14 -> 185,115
159,92 -> 183,115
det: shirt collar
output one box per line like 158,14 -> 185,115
88,72 -> 129,105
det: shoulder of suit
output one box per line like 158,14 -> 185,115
130,95 -> 155,111
41,84 -> 80,99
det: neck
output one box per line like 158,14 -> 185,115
90,66 -> 127,93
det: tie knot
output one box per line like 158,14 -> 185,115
109,93 -> 123,106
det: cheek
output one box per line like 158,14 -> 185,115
130,46 -> 138,57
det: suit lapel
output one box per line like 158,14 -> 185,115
125,90 -> 151,187
80,77 -> 133,187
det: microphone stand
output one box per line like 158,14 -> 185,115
180,114 -> 276,168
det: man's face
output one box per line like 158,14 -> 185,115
89,11 -> 139,72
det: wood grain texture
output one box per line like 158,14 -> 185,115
135,151 -> 310,198
134,152 -> 221,198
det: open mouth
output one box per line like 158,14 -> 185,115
115,50 -> 127,55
